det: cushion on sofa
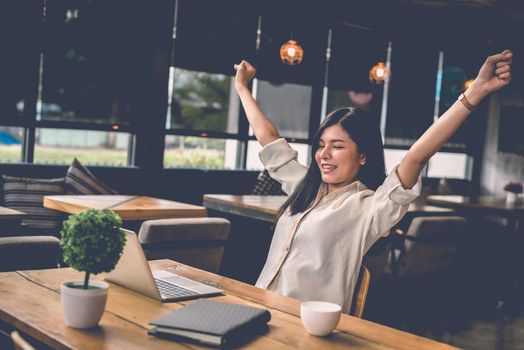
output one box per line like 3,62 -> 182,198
2,175 -> 65,231
251,170 -> 285,196
65,158 -> 118,195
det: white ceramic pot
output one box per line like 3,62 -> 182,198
61,280 -> 109,329
506,191 -> 517,205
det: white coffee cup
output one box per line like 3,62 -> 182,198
300,301 -> 342,336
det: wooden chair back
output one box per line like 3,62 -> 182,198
11,331 -> 35,350
351,265 -> 371,318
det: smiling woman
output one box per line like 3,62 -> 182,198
232,50 -> 513,314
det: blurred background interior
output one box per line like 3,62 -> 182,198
1,1 -> 524,349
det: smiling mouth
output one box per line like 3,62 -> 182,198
321,164 -> 337,173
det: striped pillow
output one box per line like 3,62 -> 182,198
65,158 -> 118,195
2,175 -> 65,230
251,170 -> 285,195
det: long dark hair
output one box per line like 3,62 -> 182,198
278,107 -> 386,218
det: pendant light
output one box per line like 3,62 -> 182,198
280,34 -> 303,65
369,61 -> 390,84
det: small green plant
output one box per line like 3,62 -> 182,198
504,182 -> 523,194
60,209 -> 126,289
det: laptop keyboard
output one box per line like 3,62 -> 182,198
154,278 -> 196,298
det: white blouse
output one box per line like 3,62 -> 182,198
255,138 -> 421,314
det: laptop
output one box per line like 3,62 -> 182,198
105,229 -> 223,302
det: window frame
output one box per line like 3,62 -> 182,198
0,0 -> 483,183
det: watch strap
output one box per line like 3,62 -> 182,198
458,93 -> 476,112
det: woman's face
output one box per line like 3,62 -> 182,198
315,123 -> 366,193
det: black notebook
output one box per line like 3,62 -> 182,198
148,300 -> 271,347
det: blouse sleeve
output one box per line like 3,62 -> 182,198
366,164 -> 422,242
259,138 -> 308,195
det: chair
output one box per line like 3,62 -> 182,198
251,170 -> 285,195
387,216 -> 468,278
11,331 -> 35,350
0,236 -> 60,272
363,237 -> 391,282
138,217 -> 231,273
351,265 -> 371,318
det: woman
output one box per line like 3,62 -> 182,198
234,50 -> 513,313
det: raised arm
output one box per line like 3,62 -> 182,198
234,60 -> 280,146
397,50 -> 513,189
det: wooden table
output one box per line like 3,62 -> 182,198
0,206 -> 26,234
0,206 -> 26,220
203,195 -> 286,222
0,260 -> 457,349
426,195 -> 524,231
426,195 -> 524,214
43,195 -> 207,221
203,194 -> 454,223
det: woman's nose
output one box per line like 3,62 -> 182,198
320,147 -> 331,159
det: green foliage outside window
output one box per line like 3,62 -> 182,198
172,70 -> 231,132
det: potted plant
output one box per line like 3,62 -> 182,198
60,209 -> 125,328
504,182 -> 523,205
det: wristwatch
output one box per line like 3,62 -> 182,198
458,93 -> 476,112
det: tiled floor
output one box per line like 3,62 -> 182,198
366,273 -> 524,350
450,314 -> 524,350
364,218 -> 524,349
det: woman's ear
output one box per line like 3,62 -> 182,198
359,154 -> 367,165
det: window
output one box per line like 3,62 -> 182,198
246,140 -> 310,171
384,148 -> 407,174
0,127 -> 24,163
427,152 -> 471,179
498,103 -> 524,156
385,40 -> 439,144
168,69 -> 239,133
326,24 -> 386,117
164,135 -> 238,169
255,80 -> 311,139
385,149 -> 471,179
0,0 -> 490,187
166,0 -> 254,135
437,46 -> 484,148
39,0 -> 153,124
1,0 -> 171,166
327,90 -> 376,114
34,129 -> 130,166
163,0 -> 256,169
242,13 -> 325,169
0,1 -> 41,122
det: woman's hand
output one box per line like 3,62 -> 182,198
467,50 -> 513,104
234,60 -> 256,92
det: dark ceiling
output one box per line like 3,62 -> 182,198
177,0 -> 522,89
401,0 -> 524,19
254,0 -> 522,47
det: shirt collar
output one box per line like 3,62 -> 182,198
317,180 -> 367,203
